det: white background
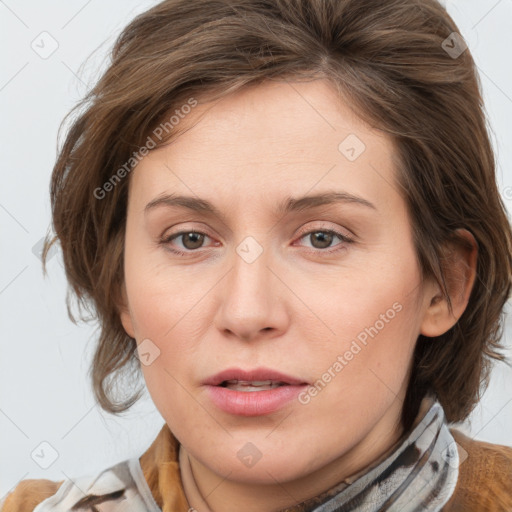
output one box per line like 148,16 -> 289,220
1,0 -> 511,500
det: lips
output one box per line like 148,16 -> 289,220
202,367 -> 309,416
202,367 -> 308,387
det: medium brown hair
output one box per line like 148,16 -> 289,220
43,0 -> 512,431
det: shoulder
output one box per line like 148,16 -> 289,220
0,478 -> 64,512
1,457 -> 159,512
443,427 -> 512,512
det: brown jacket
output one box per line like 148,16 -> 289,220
2,426 -> 512,511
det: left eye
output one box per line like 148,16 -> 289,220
161,229 -> 352,255
297,229 -> 351,251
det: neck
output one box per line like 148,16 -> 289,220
178,406 -> 406,512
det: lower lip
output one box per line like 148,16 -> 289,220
205,384 -> 307,416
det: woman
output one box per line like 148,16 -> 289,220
3,0 -> 512,510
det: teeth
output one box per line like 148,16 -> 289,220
222,379 -> 285,391
225,380 -> 278,386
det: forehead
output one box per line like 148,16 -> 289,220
129,79 -> 400,213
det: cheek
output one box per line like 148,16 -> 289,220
309,252 -> 423,392
123,241 -> 215,411
123,233 -> 202,340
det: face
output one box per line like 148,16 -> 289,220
120,79 -> 437,492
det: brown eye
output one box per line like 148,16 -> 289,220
295,228 -> 354,254
176,232 -> 206,250
162,230 -> 212,254
309,231 -> 335,249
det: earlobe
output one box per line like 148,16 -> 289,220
121,310 -> 136,339
119,282 -> 136,339
420,229 -> 478,338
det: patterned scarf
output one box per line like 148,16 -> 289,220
290,394 -> 459,512
32,393 -> 459,512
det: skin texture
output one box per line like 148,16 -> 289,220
120,79 -> 476,512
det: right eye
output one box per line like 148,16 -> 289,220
161,230 -> 217,255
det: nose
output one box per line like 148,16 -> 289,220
213,239 -> 289,342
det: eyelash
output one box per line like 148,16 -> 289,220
160,227 -> 354,257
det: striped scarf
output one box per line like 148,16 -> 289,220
31,393 -> 459,512
293,394 -> 459,512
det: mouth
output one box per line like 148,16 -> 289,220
202,367 -> 308,387
202,367 -> 309,416
218,379 -> 290,392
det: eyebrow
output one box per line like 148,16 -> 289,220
144,191 -> 376,219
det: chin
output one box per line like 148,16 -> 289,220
197,438 -> 324,485
215,456 -> 309,485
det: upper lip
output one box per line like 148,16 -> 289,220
202,367 -> 308,386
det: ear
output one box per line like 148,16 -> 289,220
119,281 -> 136,339
420,229 -> 478,337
